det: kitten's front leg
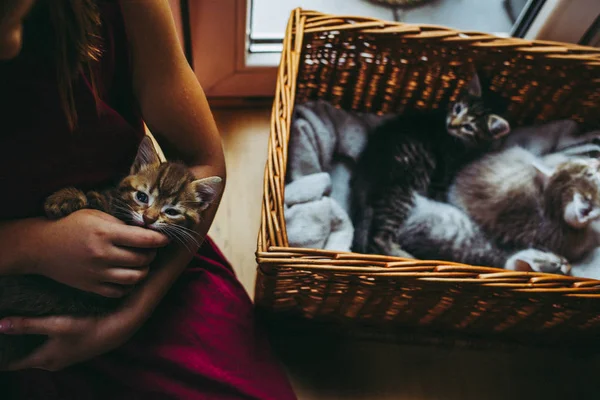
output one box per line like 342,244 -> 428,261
44,188 -> 89,219
368,189 -> 415,258
86,191 -> 111,213
370,232 -> 414,258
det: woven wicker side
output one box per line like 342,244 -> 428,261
257,10 -> 302,255
255,9 -> 600,345
256,249 -> 600,343
295,26 -> 600,124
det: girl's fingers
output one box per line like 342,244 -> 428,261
5,340 -> 63,371
94,283 -> 131,298
105,247 -> 157,267
0,316 -> 72,336
102,267 -> 149,286
110,225 -> 169,249
6,346 -> 49,371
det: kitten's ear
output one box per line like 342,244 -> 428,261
487,115 -> 510,138
564,191 -> 600,228
466,73 -> 482,97
191,176 -> 223,211
532,159 -> 554,186
131,136 -> 161,174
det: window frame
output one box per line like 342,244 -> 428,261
188,0 -> 600,98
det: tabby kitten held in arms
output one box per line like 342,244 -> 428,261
0,136 -> 222,366
352,72 -> 510,257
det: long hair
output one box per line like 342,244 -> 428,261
47,0 -> 103,130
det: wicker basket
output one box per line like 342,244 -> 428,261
255,9 -> 600,347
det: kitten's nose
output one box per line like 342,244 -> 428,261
143,212 -> 158,226
449,117 -> 462,127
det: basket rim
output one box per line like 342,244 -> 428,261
256,246 -> 600,295
295,8 -> 600,56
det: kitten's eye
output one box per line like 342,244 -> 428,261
454,103 -> 463,114
463,124 -> 474,132
165,208 -> 180,216
136,191 -> 149,204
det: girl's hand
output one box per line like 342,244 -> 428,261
0,310 -> 139,371
32,209 -> 169,297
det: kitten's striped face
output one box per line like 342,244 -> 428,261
113,137 -> 222,248
117,163 -> 215,227
446,99 -> 481,140
445,74 -> 509,146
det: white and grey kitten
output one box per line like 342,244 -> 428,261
448,146 -> 600,270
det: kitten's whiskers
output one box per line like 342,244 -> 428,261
168,224 -> 200,246
156,225 -> 192,252
155,223 -> 199,252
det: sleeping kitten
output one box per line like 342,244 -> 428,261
449,146 -> 600,264
351,72 -> 510,257
390,193 -> 569,272
0,136 -> 222,367
382,145 -> 597,274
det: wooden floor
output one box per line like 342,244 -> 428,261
208,107 -> 600,400
209,106 -> 271,295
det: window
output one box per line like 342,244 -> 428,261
186,0 -> 600,98
249,0 -> 531,56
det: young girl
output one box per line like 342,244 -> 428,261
0,1 -> 296,398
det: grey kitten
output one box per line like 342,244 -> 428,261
448,146 -> 600,267
351,72 -> 510,258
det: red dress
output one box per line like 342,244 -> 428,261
0,1 -> 296,399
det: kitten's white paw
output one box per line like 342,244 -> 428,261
372,236 -> 414,258
505,249 -> 571,275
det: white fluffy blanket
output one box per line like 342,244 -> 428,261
284,101 -> 388,251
